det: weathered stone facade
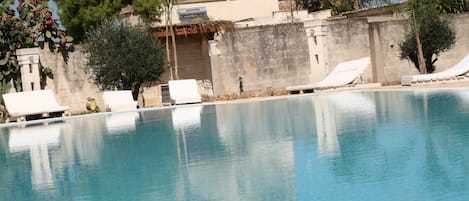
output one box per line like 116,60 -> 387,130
33,12 -> 469,113
39,45 -> 104,114
210,23 -> 311,95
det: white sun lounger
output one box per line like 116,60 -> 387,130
401,54 -> 469,86
3,89 -> 70,122
103,90 -> 138,112
286,57 -> 371,94
168,79 -> 202,105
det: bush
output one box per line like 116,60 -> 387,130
85,20 -> 165,99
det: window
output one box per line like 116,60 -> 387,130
178,0 -> 224,5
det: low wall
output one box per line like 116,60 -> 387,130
326,18 -> 374,83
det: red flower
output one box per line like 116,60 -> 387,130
46,19 -> 53,25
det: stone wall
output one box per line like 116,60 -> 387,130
39,43 -> 214,113
330,13 -> 469,84
39,45 -> 105,114
326,18 -> 374,83
368,18 -> 409,84
33,13 -> 469,113
210,23 -> 311,95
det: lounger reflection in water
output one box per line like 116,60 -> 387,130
105,112 -> 139,134
8,124 -> 64,190
287,57 -> 371,94
401,54 -> 469,86
172,105 -> 203,130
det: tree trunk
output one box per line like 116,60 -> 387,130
170,22 -> 179,80
352,0 -> 359,10
415,29 -> 427,74
165,8 -> 174,80
132,83 -> 141,101
168,1 -> 179,80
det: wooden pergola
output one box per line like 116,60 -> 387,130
151,20 -> 235,38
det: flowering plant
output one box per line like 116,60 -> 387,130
0,0 -> 72,89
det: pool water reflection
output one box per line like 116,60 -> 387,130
0,89 -> 468,201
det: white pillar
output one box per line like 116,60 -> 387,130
304,20 -> 329,83
16,48 -> 41,91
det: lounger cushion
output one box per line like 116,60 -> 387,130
168,79 -> 202,105
400,54 -> 469,85
286,57 -> 371,92
103,90 -> 138,112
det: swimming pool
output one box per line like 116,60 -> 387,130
0,89 -> 468,200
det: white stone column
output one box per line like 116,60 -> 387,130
16,48 -> 41,91
208,39 -> 222,95
304,20 -> 329,83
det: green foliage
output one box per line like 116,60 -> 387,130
334,0 -> 354,13
0,79 -> 12,105
400,0 -> 456,73
132,0 -> 162,23
0,0 -> 72,92
399,19 -> 455,73
55,0 -> 161,42
295,0 -> 332,12
439,0 -> 468,13
40,66 -> 54,89
84,20 -> 165,99
295,0 -> 391,14
54,0 -> 124,43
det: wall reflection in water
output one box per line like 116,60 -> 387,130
313,92 -> 376,158
169,102 -> 297,200
293,89 -> 469,201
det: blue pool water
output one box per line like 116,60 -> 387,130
1,89 -> 469,201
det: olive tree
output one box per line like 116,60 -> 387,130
400,0 -> 457,73
399,19 -> 455,73
84,20 -> 165,99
